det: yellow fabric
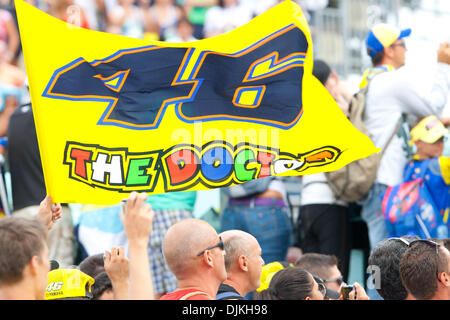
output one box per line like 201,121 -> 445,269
359,65 -> 395,89
439,156 -> 450,185
16,0 -> 378,205
45,269 -> 94,300
439,157 -> 450,224
256,261 -> 287,292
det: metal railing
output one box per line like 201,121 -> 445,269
312,0 -> 450,79
311,0 -> 401,78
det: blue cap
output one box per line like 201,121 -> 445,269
366,24 -> 411,57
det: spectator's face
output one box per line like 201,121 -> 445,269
35,243 -> 50,300
323,265 -> 344,293
247,240 -> 264,292
390,39 -> 407,68
415,139 -> 444,159
177,21 -> 194,39
49,0 -> 73,8
119,0 -> 135,6
223,0 -> 238,7
306,275 -> 325,300
138,0 -> 151,5
155,0 -> 173,5
0,40 -> 7,62
324,70 -> 340,101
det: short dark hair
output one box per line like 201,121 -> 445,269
368,236 -> 418,300
399,241 -> 449,300
312,60 -> 332,86
294,253 -> 338,280
92,272 -> 113,300
254,267 -> 314,300
79,253 -> 105,279
0,217 -> 47,286
370,50 -> 385,66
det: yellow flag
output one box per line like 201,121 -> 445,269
16,0 -> 378,205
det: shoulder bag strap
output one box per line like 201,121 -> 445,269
380,115 -> 404,158
179,291 -> 212,300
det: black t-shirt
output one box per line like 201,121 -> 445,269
216,283 -> 246,300
7,103 -> 46,210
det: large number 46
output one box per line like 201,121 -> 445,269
44,24 -> 308,130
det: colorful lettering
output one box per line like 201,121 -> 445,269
126,158 -> 153,186
234,149 -> 258,182
64,142 -> 341,193
63,142 -> 160,192
70,148 -> 92,179
164,148 -> 199,186
201,146 -> 233,183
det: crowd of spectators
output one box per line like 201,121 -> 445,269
0,0 -> 325,42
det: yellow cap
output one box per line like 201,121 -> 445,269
410,116 -> 448,144
45,269 -> 95,300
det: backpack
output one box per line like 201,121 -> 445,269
381,158 -> 450,239
325,69 -> 401,202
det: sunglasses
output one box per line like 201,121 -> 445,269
323,275 -> 344,286
408,239 -> 441,280
388,237 -> 411,246
390,40 -> 406,49
196,236 -> 224,256
312,275 -> 327,298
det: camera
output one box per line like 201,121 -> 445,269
341,285 -> 354,300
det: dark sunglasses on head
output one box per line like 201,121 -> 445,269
196,236 -> 224,256
408,239 -> 441,280
408,239 -> 440,254
387,237 -> 411,246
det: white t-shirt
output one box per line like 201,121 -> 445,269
300,173 -> 347,206
267,178 -> 287,204
364,63 -> 450,186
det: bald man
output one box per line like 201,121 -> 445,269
216,230 -> 265,300
159,219 -> 227,300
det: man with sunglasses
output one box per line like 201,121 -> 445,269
295,252 -> 371,300
160,218 -> 227,300
216,230 -> 265,300
294,253 -> 343,296
360,23 -> 450,254
399,239 -> 450,300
